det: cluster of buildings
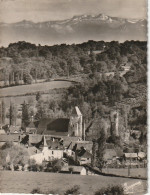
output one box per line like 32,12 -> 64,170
0,106 -> 146,174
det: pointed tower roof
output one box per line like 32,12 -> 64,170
43,135 -> 48,147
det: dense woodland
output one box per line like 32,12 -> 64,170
0,40 -> 147,148
0,40 -> 147,84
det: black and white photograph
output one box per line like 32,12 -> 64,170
0,0 -> 148,194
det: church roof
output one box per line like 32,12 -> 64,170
37,118 -> 70,135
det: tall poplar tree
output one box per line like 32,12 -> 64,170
1,100 -> 6,124
22,101 -> 30,128
10,102 -> 17,126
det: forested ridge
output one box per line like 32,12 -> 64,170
0,40 -> 147,84
0,40 -> 147,145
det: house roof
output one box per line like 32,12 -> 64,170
9,126 -> 20,133
61,166 -> 85,172
138,152 -> 146,159
62,137 -> 82,148
45,138 -> 63,149
37,118 -> 70,135
124,153 -> 138,158
0,134 -> 19,142
29,134 -> 43,144
77,150 -> 92,158
27,146 -> 41,156
72,141 -> 93,151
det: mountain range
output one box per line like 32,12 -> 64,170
0,13 -> 147,46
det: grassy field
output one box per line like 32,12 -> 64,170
0,93 -> 66,109
0,80 -> 73,97
102,168 -> 147,178
0,171 -> 147,194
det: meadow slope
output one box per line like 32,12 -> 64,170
0,81 -> 73,97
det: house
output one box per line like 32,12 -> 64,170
30,136 -> 64,164
9,125 -> 21,134
137,152 -> 146,160
42,136 -> 64,161
77,149 -> 92,165
60,166 -> 87,175
27,146 -> 41,156
123,153 -> 138,165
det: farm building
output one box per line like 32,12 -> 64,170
60,166 -> 87,175
123,153 -> 138,165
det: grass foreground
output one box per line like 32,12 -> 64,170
0,171 -> 147,194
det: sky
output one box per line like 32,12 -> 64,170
0,0 -> 147,23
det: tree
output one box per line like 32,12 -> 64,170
23,70 -> 33,84
0,144 -> 29,170
9,102 -> 17,126
64,185 -> 80,195
96,130 -> 106,171
1,100 -> 6,124
22,101 -> 30,128
36,92 -> 42,101
91,139 -> 97,167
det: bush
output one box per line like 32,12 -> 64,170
64,185 -> 80,195
31,187 -> 41,194
31,187 -> 57,194
95,185 -> 124,195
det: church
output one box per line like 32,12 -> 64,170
36,106 -> 84,138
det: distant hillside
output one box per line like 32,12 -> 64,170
0,13 -> 147,46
